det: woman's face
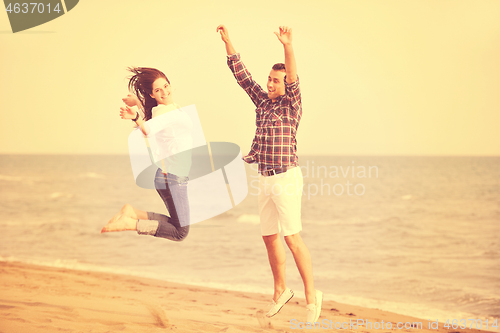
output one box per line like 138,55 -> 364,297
150,77 -> 171,105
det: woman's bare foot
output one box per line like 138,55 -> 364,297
101,215 -> 137,233
101,204 -> 138,233
120,204 -> 138,219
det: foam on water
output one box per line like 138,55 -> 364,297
236,214 -> 260,225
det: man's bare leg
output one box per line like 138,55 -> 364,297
101,204 -> 148,233
262,233 -> 287,302
284,233 -> 315,304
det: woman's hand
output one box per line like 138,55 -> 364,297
122,94 -> 140,107
120,106 -> 138,120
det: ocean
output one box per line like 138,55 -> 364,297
0,155 -> 498,329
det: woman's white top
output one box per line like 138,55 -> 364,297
148,103 -> 193,178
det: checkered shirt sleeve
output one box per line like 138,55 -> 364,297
227,53 -> 302,173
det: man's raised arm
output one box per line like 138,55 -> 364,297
217,25 -> 236,55
216,24 -> 267,107
274,26 -> 297,84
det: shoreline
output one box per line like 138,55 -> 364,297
1,261 -> 496,333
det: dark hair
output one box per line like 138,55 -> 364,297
127,67 -> 169,121
272,63 -> 286,72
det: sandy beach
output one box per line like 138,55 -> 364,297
0,261 -> 493,333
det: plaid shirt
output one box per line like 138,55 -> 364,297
227,53 -> 302,173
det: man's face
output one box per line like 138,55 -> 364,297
267,70 -> 286,102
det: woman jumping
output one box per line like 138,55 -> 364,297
101,67 -> 192,241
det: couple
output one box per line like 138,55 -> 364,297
101,25 -> 322,324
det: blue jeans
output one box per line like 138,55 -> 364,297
148,168 -> 190,241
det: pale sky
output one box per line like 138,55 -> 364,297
1,0 -> 499,155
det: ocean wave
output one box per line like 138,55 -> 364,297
236,214 -> 260,225
0,256 -> 133,277
0,174 -> 37,185
482,250 -> 499,258
329,293 -> 499,330
49,192 -> 74,200
0,174 -> 22,182
78,172 -> 105,179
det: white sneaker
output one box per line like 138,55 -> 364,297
306,290 -> 323,323
266,288 -> 294,317
314,290 -> 323,322
306,303 -> 316,323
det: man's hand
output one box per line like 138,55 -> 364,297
274,26 -> 293,46
275,26 -> 297,83
217,24 -> 236,55
122,94 -> 140,107
216,24 -> 230,43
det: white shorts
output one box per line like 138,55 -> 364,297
258,166 -> 303,236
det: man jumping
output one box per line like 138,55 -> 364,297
217,24 -> 322,323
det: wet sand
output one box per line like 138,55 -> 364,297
0,261 -> 493,333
